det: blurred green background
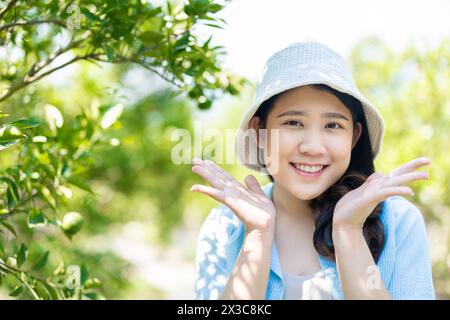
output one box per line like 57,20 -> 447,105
0,0 -> 449,299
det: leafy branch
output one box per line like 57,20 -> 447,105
0,18 -> 67,32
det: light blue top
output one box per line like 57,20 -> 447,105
194,182 -> 436,300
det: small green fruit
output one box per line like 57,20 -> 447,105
62,212 -> 84,236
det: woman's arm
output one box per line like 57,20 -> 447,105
190,158 -> 278,300
221,228 -> 274,300
331,157 -> 430,299
332,224 -> 391,299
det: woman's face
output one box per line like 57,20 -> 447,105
251,85 -> 362,200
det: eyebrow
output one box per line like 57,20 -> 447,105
276,110 -> 350,121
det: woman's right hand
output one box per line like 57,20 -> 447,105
190,158 -> 277,234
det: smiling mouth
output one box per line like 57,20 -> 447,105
289,162 -> 330,174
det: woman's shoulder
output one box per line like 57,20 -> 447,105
382,195 -> 428,236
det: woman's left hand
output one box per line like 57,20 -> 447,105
332,156 -> 431,230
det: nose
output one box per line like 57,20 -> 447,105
298,131 -> 327,156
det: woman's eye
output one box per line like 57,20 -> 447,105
326,123 -> 342,129
285,120 -> 302,126
283,121 -> 342,129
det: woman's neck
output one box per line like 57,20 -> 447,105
271,182 -> 314,223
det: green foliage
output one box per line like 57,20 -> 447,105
0,0 -> 246,108
0,0 -> 244,299
350,37 -> 450,298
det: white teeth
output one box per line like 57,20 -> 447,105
294,163 -> 324,173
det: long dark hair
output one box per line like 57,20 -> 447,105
254,84 -> 386,263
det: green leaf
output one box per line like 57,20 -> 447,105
16,243 -> 28,268
80,7 -> 98,21
184,4 -> 194,16
33,251 -> 49,270
80,263 -> 88,285
103,44 -> 114,61
0,139 -> 21,151
43,283 -> 59,300
28,208 -> 47,228
166,0 -> 173,15
83,292 -> 106,300
39,186 -> 57,209
203,23 -> 224,29
8,118 -> 41,129
7,187 -> 17,208
138,31 -> 165,44
0,125 -> 26,143
66,175 -> 93,194
33,284 -> 49,300
191,0 -> 210,15
44,104 -> 63,134
53,260 -> 65,275
208,3 -> 223,13
9,284 -> 23,297
1,221 -> 17,236
5,178 -> 19,207
175,32 -> 190,51
147,6 -> 162,17
100,103 -> 123,129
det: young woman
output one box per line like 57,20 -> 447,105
191,42 -> 435,300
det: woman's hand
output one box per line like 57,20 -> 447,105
332,156 -> 431,230
190,158 -> 277,233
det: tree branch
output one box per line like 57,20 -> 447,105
88,54 -> 184,89
6,55 -> 87,100
0,190 -> 39,220
0,48 -> 183,104
0,0 -> 19,21
0,37 -> 89,103
27,37 -> 85,77
0,18 -> 67,32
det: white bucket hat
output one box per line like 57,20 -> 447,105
235,41 -> 385,174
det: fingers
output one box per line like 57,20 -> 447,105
192,161 -> 227,189
389,157 -> 431,177
376,186 -> 414,201
385,171 -> 429,187
192,158 -> 232,183
244,175 -> 265,195
202,159 -> 234,183
190,184 -> 225,203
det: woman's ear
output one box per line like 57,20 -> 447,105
351,122 -> 362,149
248,116 -> 264,149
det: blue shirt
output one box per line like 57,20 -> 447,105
194,182 -> 436,300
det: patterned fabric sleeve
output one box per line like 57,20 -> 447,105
194,205 -> 239,299
389,196 -> 436,299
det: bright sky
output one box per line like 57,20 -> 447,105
208,0 -> 450,82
